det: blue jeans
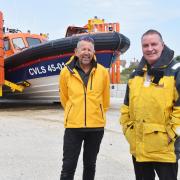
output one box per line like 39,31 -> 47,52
60,129 -> 104,180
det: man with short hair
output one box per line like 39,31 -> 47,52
59,36 -> 110,180
120,29 -> 180,180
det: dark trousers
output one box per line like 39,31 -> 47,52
132,156 -> 178,180
60,129 -> 104,180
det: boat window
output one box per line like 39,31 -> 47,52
26,37 -> 41,47
12,38 -> 26,50
4,39 -> 10,51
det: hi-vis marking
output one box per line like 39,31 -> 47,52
172,63 -> 180,70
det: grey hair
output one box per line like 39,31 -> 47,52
141,29 -> 163,43
77,36 -> 95,49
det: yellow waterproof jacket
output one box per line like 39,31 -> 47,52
120,56 -> 180,162
59,56 -> 110,128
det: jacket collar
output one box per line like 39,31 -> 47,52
138,45 -> 174,70
66,55 -> 97,74
136,45 -> 174,84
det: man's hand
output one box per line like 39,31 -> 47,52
168,134 -> 172,144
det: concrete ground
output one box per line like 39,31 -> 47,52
0,98 -> 179,180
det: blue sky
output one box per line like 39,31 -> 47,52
1,0 -> 180,62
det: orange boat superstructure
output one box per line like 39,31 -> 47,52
66,16 -> 120,36
0,11 -> 48,96
4,31 -> 47,58
85,16 -> 120,33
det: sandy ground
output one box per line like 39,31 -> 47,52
0,98 -> 179,180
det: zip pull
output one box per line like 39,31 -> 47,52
90,73 -> 93,90
83,84 -> 87,127
83,84 -> 87,93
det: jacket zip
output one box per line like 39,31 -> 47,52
73,69 -> 93,127
73,71 -> 87,127
90,74 -> 93,90
85,71 -> 94,125
83,85 -> 87,127
100,104 -> 104,119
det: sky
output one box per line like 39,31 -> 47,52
0,0 -> 180,62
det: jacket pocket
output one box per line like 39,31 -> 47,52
125,123 -> 136,153
143,124 -> 169,153
100,104 -> 104,120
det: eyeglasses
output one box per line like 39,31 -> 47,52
78,36 -> 94,44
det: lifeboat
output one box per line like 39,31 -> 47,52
3,16 -> 130,101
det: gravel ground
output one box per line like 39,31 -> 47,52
0,98 -> 179,180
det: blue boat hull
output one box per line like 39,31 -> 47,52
3,52 -> 115,101
6,51 -> 114,83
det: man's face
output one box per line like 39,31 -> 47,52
75,40 -> 95,66
141,34 -> 164,65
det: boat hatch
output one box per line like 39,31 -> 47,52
65,26 -> 88,37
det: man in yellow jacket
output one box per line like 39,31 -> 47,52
59,36 -> 110,180
120,29 -> 180,180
